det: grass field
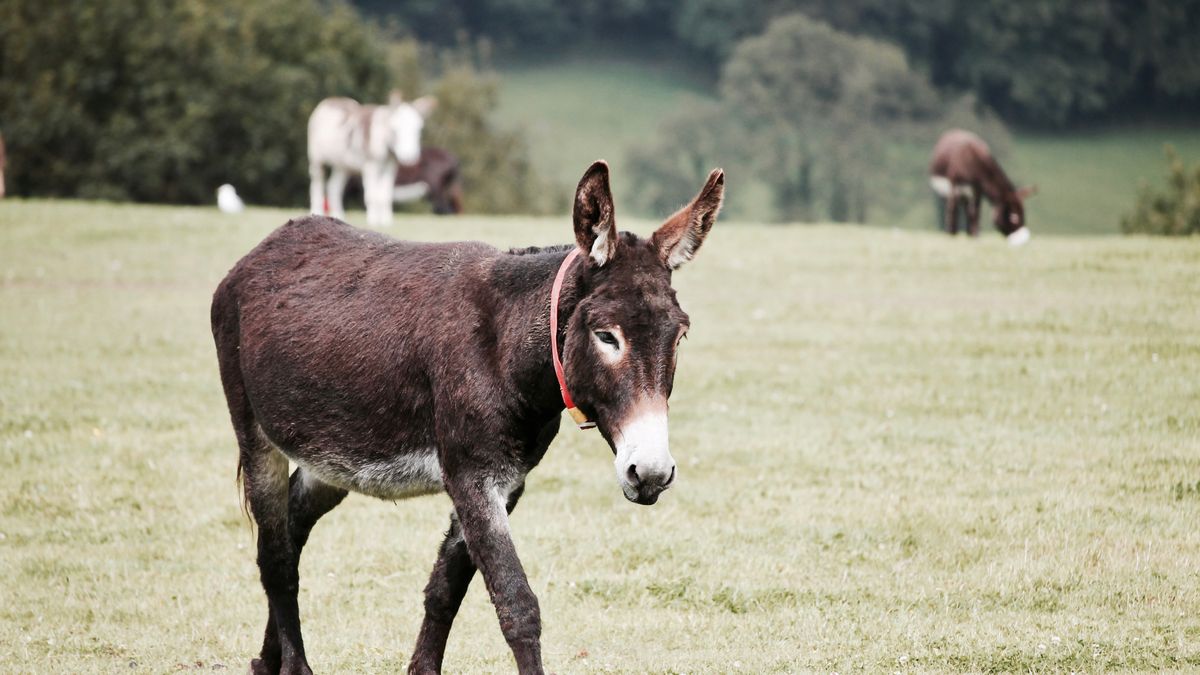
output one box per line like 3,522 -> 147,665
2,200 -> 1200,673
495,58 -> 1200,235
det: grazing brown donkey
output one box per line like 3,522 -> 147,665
211,160 -> 725,675
929,129 -> 1037,245
393,146 -> 465,215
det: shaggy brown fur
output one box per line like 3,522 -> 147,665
212,161 -> 724,674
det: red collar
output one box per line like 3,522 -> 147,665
550,248 -> 595,430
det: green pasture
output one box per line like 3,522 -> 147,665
2,200 -> 1199,673
494,56 -> 712,200
496,59 -> 1200,235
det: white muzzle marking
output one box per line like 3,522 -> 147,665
1007,227 -> 1031,247
613,405 -> 675,501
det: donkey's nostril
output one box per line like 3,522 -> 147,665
626,464 -> 640,486
664,465 -> 677,488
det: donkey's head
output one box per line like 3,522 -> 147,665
386,91 -> 436,167
997,184 -> 1037,245
562,161 -> 724,505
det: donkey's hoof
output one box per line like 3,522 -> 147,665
280,662 -> 314,675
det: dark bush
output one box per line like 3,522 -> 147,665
1121,146 -> 1200,236
0,0 -> 548,213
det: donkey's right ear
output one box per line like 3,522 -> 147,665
573,160 -> 618,266
388,90 -> 405,106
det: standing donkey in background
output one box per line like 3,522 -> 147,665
929,129 -> 1037,245
308,92 -> 436,226
212,160 -> 725,674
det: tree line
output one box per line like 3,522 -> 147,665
362,0 -> 1200,128
0,0 -> 551,211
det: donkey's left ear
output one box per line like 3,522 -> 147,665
651,168 -> 725,270
412,96 -> 437,118
1017,184 -> 1038,200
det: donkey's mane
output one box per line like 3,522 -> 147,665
505,243 -> 574,256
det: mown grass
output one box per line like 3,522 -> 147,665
495,58 -> 1200,235
1,199 -> 1199,673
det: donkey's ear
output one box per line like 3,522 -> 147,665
411,96 -> 437,118
573,160 -> 618,266
1017,184 -> 1039,200
651,168 -> 724,270
389,90 -> 405,106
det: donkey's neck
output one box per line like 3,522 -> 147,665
976,155 -> 1017,204
486,245 -> 586,421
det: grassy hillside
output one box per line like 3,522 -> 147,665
495,59 -> 1200,234
493,55 -> 712,201
2,200 -> 1199,672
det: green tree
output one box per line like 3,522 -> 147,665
0,0 -> 394,204
629,13 -> 1005,224
421,47 -> 558,214
359,0 -> 1200,127
0,0 -> 549,212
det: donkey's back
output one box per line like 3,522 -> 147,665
211,216 -> 496,498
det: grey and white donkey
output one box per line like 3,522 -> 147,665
307,92 -> 436,227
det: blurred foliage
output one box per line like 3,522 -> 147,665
629,14 -> 1005,223
0,0 -> 549,212
420,44 -> 560,214
1121,146 -> 1200,236
0,0 -> 391,204
377,37 -> 557,214
359,0 -> 1200,127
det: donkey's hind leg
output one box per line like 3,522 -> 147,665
309,163 -> 326,216
241,440 -> 311,675
248,466 -> 348,675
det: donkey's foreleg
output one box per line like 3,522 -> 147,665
444,476 -> 543,674
408,515 -> 474,675
409,484 -> 526,674
945,195 -> 960,235
326,168 -> 349,222
363,162 -> 396,227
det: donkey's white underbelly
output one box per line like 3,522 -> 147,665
930,176 -> 975,199
294,448 -> 445,500
393,181 -> 429,203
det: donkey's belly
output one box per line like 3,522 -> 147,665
930,175 -> 975,199
274,434 -> 445,500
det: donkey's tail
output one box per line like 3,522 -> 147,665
211,272 -> 256,529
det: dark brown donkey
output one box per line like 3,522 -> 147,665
929,129 -> 1037,245
211,160 -> 725,675
393,146 -> 464,215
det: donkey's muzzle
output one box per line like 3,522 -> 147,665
613,405 -> 676,505
624,462 -> 677,505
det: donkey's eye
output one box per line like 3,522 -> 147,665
595,331 -> 619,348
